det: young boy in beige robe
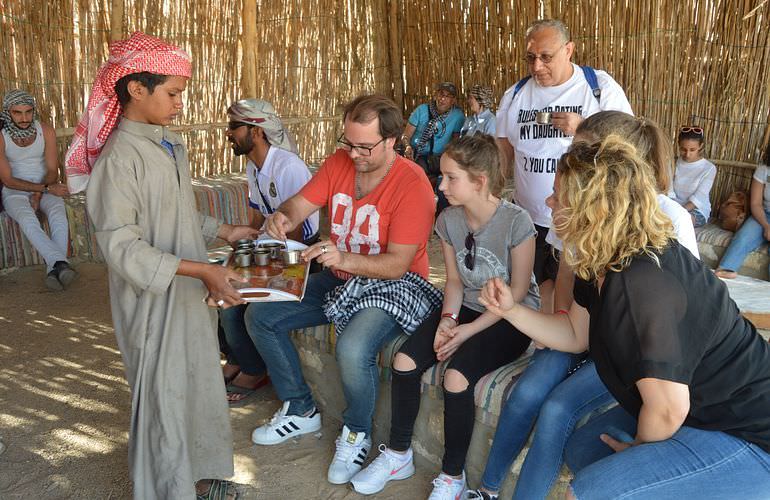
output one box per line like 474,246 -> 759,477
66,32 -> 252,500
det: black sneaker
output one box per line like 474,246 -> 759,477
52,261 -> 78,289
45,269 -> 63,291
466,490 -> 498,500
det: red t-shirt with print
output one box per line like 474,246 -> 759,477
300,149 -> 435,279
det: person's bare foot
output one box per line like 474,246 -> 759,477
222,363 -> 241,384
715,269 -> 737,279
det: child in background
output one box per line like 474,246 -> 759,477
669,126 -> 717,227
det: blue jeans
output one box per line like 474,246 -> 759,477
718,209 -> 770,275
565,406 -> 770,499
219,305 -> 267,376
243,269 -> 402,434
482,356 -> 614,499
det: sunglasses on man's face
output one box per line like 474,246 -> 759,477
464,232 -> 476,271
680,126 -> 704,135
227,121 -> 250,130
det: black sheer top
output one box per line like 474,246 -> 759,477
574,240 -> 770,452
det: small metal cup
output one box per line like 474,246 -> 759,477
235,239 -> 253,247
281,249 -> 302,266
253,249 -> 271,266
233,250 -> 252,267
535,112 -> 551,125
259,242 -> 285,260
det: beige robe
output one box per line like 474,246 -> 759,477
86,119 -> 233,500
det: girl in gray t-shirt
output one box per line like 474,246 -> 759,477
350,134 -> 539,497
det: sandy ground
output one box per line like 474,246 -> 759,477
0,247 -> 446,500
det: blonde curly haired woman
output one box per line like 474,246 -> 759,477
481,136 -> 770,499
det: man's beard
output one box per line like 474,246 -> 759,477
231,135 -> 254,156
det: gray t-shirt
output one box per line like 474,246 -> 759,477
435,200 -> 540,312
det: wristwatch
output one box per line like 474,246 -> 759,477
42,184 -> 48,193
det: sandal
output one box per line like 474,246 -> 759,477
226,375 -> 270,408
196,479 -> 239,500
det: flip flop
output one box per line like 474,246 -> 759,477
226,376 -> 271,408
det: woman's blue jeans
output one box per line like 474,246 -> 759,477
718,209 -> 770,275
565,406 -> 770,499
481,351 -> 613,499
243,269 -> 402,434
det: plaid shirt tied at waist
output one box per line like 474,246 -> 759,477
323,272 -> 443,336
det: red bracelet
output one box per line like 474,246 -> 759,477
556,309 -> 569,315
441,312 -> 459,323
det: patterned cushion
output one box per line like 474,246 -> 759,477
192,175 -> 250,226
697,222 -> 770,253
695,223 -> 736,248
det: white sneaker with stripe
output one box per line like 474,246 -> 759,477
327,425 -> 372,484
251,401 -> 321,445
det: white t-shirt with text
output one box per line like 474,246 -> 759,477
497,63 -> 632,227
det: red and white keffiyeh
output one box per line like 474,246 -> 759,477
65,32 -> 192,193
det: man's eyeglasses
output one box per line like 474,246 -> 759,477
680,126 -> 704,135
464,232 -> 476,271
524,44 -> 566,65
337,134 -> 386,157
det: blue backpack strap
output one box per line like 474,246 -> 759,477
580,65 -> 601,103
511,75 -> 531,100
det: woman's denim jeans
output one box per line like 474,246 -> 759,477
566,406 -> 770,499
718,209 -> 770,276
481,351 -> 613,499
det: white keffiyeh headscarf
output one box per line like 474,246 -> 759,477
227,99 -> 298,154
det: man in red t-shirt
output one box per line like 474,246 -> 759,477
245,94 -> 435,485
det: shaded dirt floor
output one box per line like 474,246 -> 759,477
0,238 -> 446,499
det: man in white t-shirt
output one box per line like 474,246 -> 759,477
227,99 -> 319,244
0,89 -> 76,290
219,98 -> 320,406
496,19 -> 632,310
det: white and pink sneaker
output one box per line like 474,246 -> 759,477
350,444 -> 415,494
428,471 -> 466,500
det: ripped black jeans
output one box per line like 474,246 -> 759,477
389,306 -> 531,475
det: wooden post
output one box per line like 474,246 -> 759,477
241,0 -> 258,98
110,0 -> 124,42
388,0 -> 404,110
543,0 -> 552,19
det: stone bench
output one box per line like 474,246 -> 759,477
697,223 -> 769,281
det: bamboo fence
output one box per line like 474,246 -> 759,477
396,0 -> 770,203
2,0 -> 769,203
